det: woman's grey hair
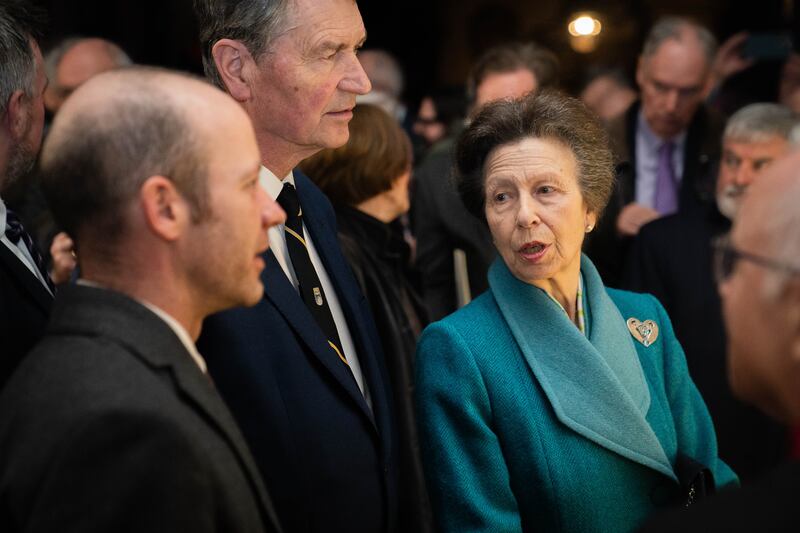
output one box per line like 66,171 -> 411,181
455,90 -> 615,223
642,16 -> 718,67
0,0 -> 44,116
724,103 -> 797,144
193,0 -> 291,89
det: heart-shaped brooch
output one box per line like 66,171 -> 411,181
627,318 -> 659,347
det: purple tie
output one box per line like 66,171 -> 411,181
654,142 -> 678,215
5,210 -> 55,293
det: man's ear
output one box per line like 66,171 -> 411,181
139,175 -> 189,241
212,39 -> 256,102
4,89 -> 29,141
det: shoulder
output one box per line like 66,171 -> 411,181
606,287 -> 664,318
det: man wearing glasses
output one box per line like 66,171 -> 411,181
625,103 -> 795,482
641,146 -> 800,532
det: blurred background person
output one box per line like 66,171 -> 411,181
300,103 -> 432,533
413,41 -> 559,321
43,36 -> 132,118
624,102 -> 795,482
579,66 -> 638,123
416,90 -> 736,533
584,17 -> 722,287
412,86 -> 467,163
357,48 -> 407,124
640,142 -> 800,533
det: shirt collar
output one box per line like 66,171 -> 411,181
259,166 -> 295,201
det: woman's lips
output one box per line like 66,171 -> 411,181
518,241 -> 548,262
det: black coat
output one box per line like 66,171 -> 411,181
335,206 -> 433,533
0,284 -> 282,533
623,206 -> 787,481
412,140 -> 496,320
0,242 -> 51,390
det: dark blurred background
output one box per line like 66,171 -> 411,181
31,0 -> 795,106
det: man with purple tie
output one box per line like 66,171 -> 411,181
0,0 -> 53,389
584,16 -> 724,286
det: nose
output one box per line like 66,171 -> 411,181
259,190 -> 286,229
663,89 -> 679,113
516,195 -> 540,228
340,52 -> 372,95
734,163 -> 756,187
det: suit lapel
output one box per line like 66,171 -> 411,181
260,249 -> 376,427
293,171 -> 391,454
48,285 -> 283,531
489,258 -> 676,480
0,243 -> 52,312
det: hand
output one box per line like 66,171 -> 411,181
616,203 -> 660,237
49,231 -> 77,285
710,32 -> 754,88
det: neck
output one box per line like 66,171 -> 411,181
257,133 -> 320,179
355,195 -> 400,224
80,257 -> 204,341
531,256 -> 582,321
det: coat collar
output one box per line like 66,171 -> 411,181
489,255 -> 676,480
0,243 -> 52,312
46,284 -> 284,530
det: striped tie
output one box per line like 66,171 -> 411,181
5,209 -> 55,294
276,183 -> 347,365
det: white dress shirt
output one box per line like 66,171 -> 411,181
260,167 -> 370,404
0,197 -> 53,295
634,111 -> 687,208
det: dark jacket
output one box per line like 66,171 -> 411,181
412,139 -> 496,320
335,205 -> 433,533
584,101 -> 724,287
0,284 -> 282,533
0,240 -> 52,390
198,170 -> 398,533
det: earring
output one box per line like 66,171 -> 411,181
585,224 -> 594,232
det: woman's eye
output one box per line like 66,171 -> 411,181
494,192 -> 508,202
538,186 -> 554,194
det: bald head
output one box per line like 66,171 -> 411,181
44,37 -> 131,112
41,67 -> 249,251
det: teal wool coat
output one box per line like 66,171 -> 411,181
416,256 -> 736,533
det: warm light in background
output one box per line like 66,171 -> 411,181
568,12 -> 602,53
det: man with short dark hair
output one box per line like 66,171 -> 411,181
0,67 -> 285,532
586,17 -> 724,286
0,0 -> 52,389
192,1 -> 404,531
413,41 -> 558,320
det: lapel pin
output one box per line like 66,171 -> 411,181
627,318 -> 659,347
313,287 -> 324,306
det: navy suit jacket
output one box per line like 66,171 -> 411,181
198,170 -> 397,533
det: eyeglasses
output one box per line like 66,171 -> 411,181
712,233 -> 800,283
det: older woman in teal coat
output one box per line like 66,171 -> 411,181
415,91 -> 737,533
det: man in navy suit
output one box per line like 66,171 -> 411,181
0,1 -> 53,389
193,1 -> 399,531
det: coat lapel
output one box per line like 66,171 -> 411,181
260,249 -> 376,428
0,244 -> 52,312
489,257 -> 676,480
48,285 -> 284,531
